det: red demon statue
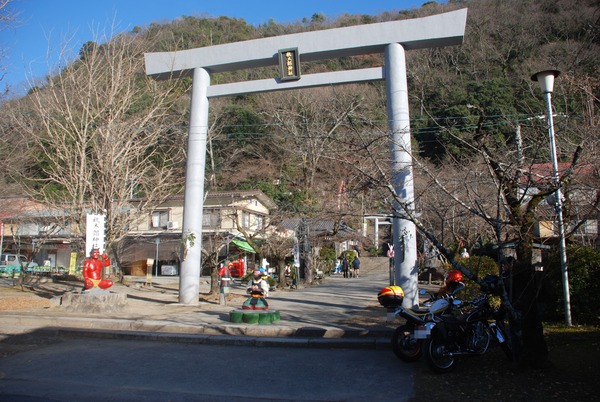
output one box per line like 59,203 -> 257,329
83,248 -> 113,290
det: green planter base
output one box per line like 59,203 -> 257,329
229,309 -> 280,325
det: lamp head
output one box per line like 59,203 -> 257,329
531,70 -> 561,94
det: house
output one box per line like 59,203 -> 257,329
0,197 -> 80,270
0,190 -> 280,276
119,190 -> 278,276
523,163 -> 599,249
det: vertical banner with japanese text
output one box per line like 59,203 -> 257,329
85,214 -> 106,257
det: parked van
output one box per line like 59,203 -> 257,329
0,253 -> 38,276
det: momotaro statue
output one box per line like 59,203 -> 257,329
242,270 -> 269,310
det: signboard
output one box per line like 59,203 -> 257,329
293,237 -> 300,268
69,251 -> 78,275
278,48 -> 301,81
85,214 -> 106,257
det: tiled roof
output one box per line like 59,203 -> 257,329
279,217 -> 355,236
523,163 -> 596,187
161,190 -> 278,210
204,190 -> 278,209
0,197 -> 57,220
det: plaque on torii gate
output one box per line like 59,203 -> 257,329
145,9 -> 468,306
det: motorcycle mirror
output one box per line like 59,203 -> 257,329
451,282 -> 466,295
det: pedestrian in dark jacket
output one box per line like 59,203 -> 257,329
341,256 -> 350,278
352,256 -> 361,278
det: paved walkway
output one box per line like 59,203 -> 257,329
0,257 -> 430,349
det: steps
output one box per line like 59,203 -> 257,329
357,256 -> 390,274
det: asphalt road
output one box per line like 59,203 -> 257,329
0,336 -> 415,401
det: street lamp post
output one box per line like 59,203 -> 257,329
531,70 -> 572,326
154,237 -> 160,277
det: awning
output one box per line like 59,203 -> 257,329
231,238 -> 255,253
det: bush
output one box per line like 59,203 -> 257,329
461,255 -> 500,301
545,245 -> 600,325
339,250 -> 357,265
368,247 -> 380,256
319,247 -> 336,261
440,255 -> 500,303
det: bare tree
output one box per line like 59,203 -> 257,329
0,0 -> 25,192
4,26 -> 186,258
200,233 -> 228,297
258,85 -> 365,192
0,0 -> 17,95
341,94 -> 599,368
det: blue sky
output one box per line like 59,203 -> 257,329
1,0 -> 430,96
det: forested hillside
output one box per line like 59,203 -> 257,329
0,0 -> 598,251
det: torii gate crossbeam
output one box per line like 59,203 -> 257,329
145,9 -> 467,306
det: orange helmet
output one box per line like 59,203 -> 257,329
445,270 -> 463,284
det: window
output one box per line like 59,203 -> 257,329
242,211 -> 251,228
0,254 -> 15,264
151,210 -> 169,228
585,219 -> 598,234
256,215 -> 264,230
203,209 -> 221,228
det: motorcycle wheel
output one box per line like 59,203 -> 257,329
425,330 -> 456,373
391,324 -> 423,362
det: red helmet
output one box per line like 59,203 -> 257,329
445,270 -> 463,284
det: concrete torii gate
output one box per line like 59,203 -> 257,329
145,9 -> 467,306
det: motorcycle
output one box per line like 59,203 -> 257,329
387,284 -> 464,362
423,275 -> 513,373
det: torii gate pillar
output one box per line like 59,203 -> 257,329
386,43 -> 419,306
179,68 -> 210,304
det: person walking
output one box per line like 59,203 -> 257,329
352,255 -> 361,278
341,256 -> 350,278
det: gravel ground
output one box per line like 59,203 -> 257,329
0,278 -> 57,310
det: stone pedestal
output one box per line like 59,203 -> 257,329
54,289 -> 128,313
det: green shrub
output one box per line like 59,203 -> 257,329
339,250 -> 357,265
440,255 -> 500,304
368,247 -> 380,256
319,247 -> 336,261
461,255 -> 499,301
545,245 -> 600,325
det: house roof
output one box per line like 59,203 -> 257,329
160,190 -> 278,210
279,217 -> 355,237
0,197 -> 59,221
204,190 -> 278,210
0,190 -> 278,222
537,203 -> 599,221
523,163 -> 597,187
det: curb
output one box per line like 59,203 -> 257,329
32,327 -> 393,350
0,314 -> 394,349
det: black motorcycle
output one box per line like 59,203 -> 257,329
390,285 -> 464,362
424,278 -> 513,373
